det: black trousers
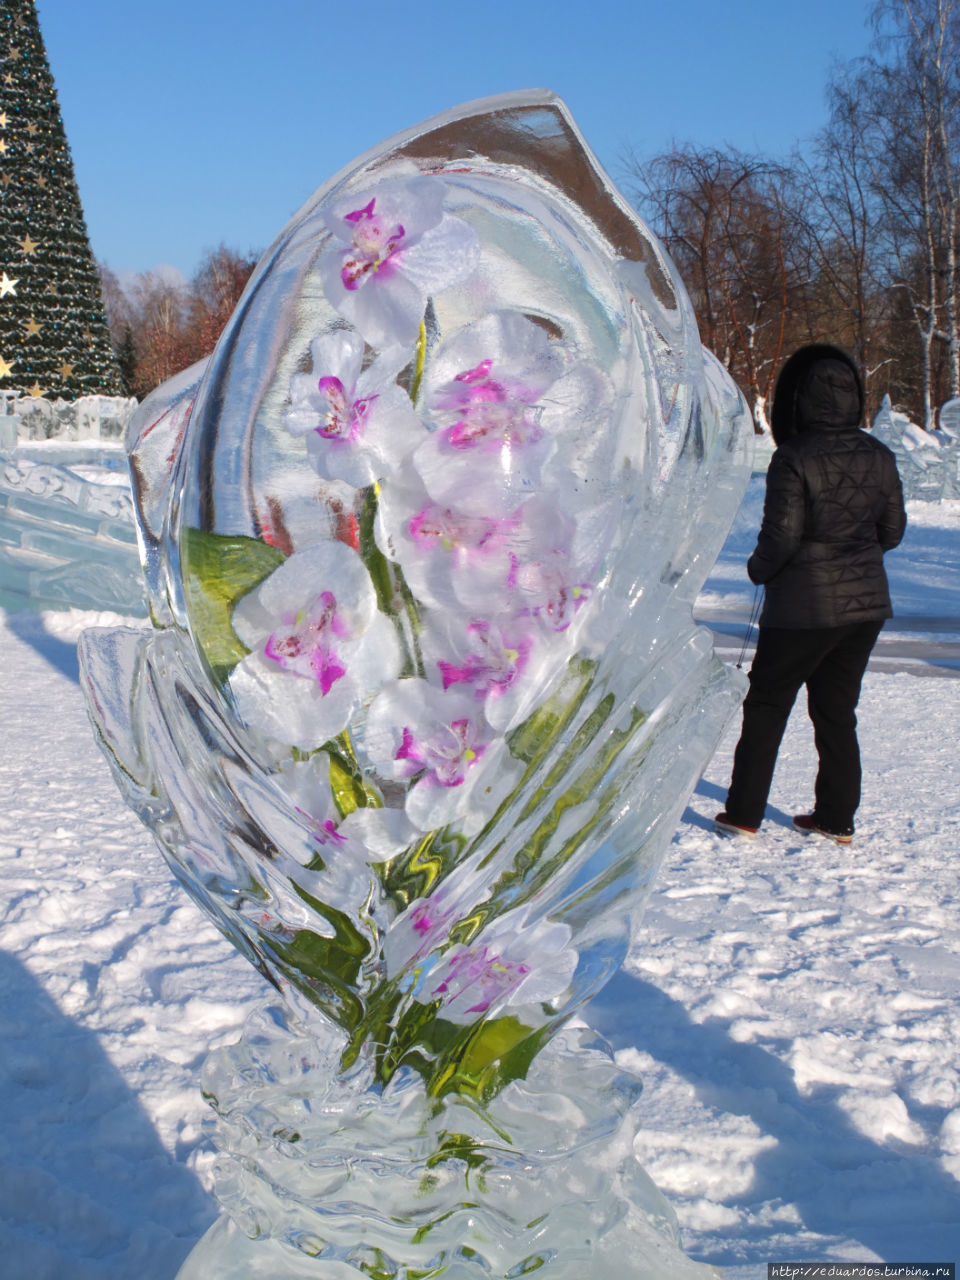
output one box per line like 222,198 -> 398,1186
724,620 -> 884,832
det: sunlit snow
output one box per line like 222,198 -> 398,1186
1,491 -> 958,1276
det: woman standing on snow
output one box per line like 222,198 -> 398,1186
715,343 -> 906,845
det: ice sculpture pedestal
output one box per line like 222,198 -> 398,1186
175,1007 -> 718,1280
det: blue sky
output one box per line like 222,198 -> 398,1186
37,0 -> 877,280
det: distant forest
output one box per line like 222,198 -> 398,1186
626,0 -> 960,432
99,246 -> 258,404
101,0 -> 960,435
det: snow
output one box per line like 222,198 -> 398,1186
699,479 -> 960,668
0,609 -> 264,1277
2,494 -> 959,1277
594,667 -> 960,1272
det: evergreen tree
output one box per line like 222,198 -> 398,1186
0,0 -> 122,400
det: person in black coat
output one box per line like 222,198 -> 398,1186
715,343 -> 906,844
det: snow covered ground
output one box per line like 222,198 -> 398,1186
698,478 -> 960,676
1,489 -> 958,1277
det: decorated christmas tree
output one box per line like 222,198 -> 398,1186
0,0 -> 122,400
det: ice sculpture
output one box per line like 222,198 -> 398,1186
870,394 -> 960,501
0,450 -> 145,613
2,391 -> 137,444
0,393 -> 143,611
79,91 -> 753,1277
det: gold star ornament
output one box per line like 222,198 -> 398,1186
57,361 -> 75,380
0,355 -> 14,379
0,112 -> 8,129
18,235 -> 38,256
27,382 -> 45,398
23,316 -> 41,337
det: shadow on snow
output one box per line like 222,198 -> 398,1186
589,963 -> 960,1267
5,608 -> 81,683
0,949 -> 216,1279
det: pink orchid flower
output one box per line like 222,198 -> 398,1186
319,178 -> 478,348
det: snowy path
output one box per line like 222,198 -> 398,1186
0,611 -> 262,1278
703,614 -> 960,677
594,669 -> 960,1272
698,487 -> 960,679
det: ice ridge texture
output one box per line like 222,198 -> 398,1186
79,90 -> 753,1277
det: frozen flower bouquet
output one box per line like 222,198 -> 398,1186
80,92 -> 753,1278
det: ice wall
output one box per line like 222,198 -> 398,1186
0,449 -> 146,614
1,391 -> 138,446
0,393 -> 146,612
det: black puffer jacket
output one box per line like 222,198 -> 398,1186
748,344 -> 906,629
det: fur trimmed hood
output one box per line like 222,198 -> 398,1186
770,343 -> 864,446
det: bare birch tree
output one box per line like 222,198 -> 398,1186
857,0 -> 960,425
795,76 -> 885,395
626,145 -> 809,432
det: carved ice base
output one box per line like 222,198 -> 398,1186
176,1003 -> 718,1280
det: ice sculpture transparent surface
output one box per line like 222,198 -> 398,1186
79,91 -> 753,1277
871,394 -> 960,500
1,391 -> 137,443
0,448 -> 145,613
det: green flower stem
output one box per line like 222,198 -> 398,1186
379,825 -> 467,911
357,484 -> 425,679
409,318 -> 428,404
326,730 -> 383,816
